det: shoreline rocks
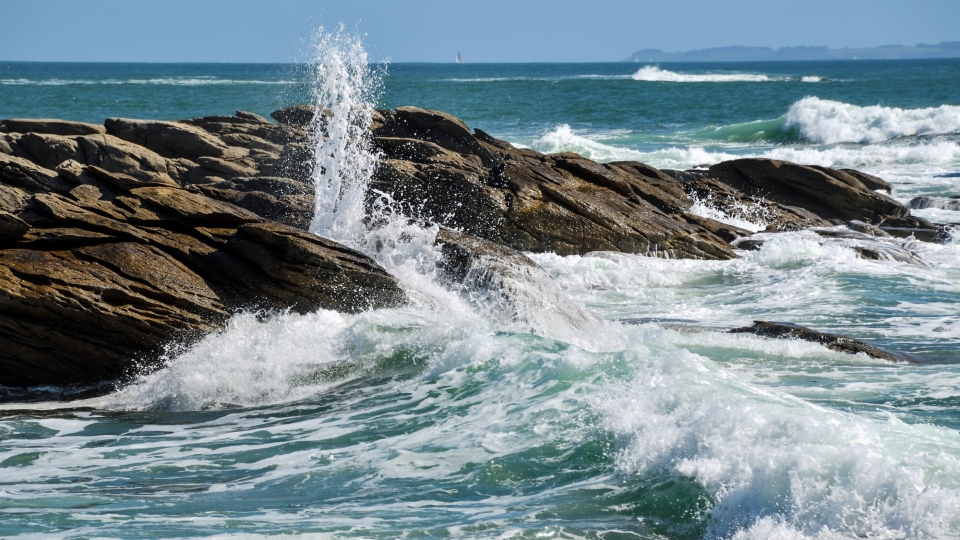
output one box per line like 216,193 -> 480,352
0,105 -> 945,389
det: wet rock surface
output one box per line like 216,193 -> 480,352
0,111 -> 406,388
730,321 -> 920,363
0,105 -> 948,388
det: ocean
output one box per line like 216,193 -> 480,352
2,49 -> 960,539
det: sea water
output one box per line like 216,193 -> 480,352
2,40 -> 960,539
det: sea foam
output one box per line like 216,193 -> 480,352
600,348 -> 960,539
786,96 -> 960,144
632,66 -> 777,82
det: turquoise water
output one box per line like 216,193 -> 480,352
2,57 -> 960,539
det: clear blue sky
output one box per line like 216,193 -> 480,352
2,0 -> 958,63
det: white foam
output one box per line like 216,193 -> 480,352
531,124 -> 740,167
632,66 -> 776,83
764,139 -> 960,168
800,76 -> 824,83
600,348 -> 960,539
688,192 -> 771,232
105,310 -> 350,411
528,123 -> 960,177
786,97 -> 960,144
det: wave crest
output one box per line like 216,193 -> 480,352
632,66 -> 775,83
786,96 -> 960,144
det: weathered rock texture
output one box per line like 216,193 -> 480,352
0,112 -> 406,388
369,107 -> 738,259
0,105 -> 944,388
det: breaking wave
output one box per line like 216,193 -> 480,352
689,98 -> 960,146
632,66 -> 778,82
534,124 -> 960,170
785,96 -> 960,144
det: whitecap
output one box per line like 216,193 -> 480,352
632,65 -> 777,82
786,96 -> 960,144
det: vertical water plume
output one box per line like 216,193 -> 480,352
303,27 -> 596,334
307,25 -> 382,243
304,26 -> 469,315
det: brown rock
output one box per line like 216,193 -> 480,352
371,109 -> 737,259
0,244 -> 226,387
12,132 -> 82,170
0,177 -> 406,388
0,154 -> 58,193
105,118 -> 245,161
708,159 -> 907,223
0,211 -> 29,241
271,105 -> 322,126
235,110 -> 271,123
226,222 -> 406,313
840,168 -> 892,193
76,134 -> 177,184
0,118 -> 106,136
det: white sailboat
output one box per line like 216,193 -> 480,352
455,52 -> 462,64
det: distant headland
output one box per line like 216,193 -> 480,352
623,42 -> 960,62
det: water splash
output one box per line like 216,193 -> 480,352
687,191 -> 772,233
304,28 -> 597,336
307,26 -> 383,243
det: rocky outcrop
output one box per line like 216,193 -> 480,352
104,118 -> 246,161
910,195 -> 960,212
706,159 -> 908,224
370,107 -> 738,259
0,105 -> 948,389
730,321 -> 919,363
0,114 -> 406,389
1,118 -> 106,136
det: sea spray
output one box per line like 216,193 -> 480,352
687,192 -> 772,233
307,26 -> 383,243
305,28 -> 597,335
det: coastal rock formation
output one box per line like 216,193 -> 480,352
730,321 -> 920,363
0,130 -> 405,388
0,105 -> 948,389
369,107 -> 738,259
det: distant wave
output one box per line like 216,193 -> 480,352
631,66 -> 777,82
0,78 -> 294,86
443,74 -> 632,83
801,76 -> 825,83
786,96 -> 960,144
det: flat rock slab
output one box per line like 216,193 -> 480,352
1,119 -> 106,136
730,321 -> 920,363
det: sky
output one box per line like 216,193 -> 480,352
2,0 -> 959,63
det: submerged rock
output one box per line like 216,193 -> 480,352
909,195 -> 960,211
730,321 -> 919,363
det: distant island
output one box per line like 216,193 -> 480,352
623,42 -> 960,62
